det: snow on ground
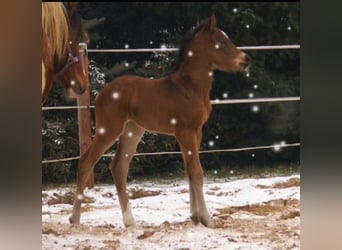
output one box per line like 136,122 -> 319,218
42,175 -> 300,250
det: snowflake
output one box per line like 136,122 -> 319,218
98,127 -> 105,135
252,105 -> 259,112
112,91 -> 120,99
170,118 -> 177,125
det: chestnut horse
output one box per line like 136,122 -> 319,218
70,16 -> 249,228
42,2 -> 88,104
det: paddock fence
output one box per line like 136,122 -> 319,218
42,44 -> 300,164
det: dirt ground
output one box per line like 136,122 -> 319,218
42,176 -> 300,250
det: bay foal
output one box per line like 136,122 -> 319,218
70,15 -> 249,228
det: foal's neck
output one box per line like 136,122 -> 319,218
174,58 -> 214,100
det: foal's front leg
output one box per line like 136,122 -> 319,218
109,121 -> 145,227
176,129 -> 215,228
69,134 -> 117,224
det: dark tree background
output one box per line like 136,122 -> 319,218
42,2 -> 300,184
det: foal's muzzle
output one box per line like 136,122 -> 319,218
239,54 -> 251,72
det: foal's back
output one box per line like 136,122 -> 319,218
96,74 -> 209,135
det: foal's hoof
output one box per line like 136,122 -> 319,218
69,215 -> 80,225
202,218 -> 216,229
191,215 -> 215,228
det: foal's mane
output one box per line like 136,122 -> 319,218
42,2 -> 69,61
173,19 -> 209,71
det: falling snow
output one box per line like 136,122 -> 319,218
124,44 -> 130,49
187,51 -> 193,57
98,127 -> 105,135
273,144 -> 281,152
222,92 -> 228,99
170,118 -> 177,125
208,140 -> 215,147
112,91 -> 120,99
252,105 -> 259,113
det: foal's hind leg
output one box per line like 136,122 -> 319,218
176,129 -> 215,228
109,121 -> 145,227
69,121 -> 126,224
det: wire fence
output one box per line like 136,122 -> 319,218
42,97 -> 300,111
42,44 -> 300,164
87,44 -> 300,53
42,143 -> 300,164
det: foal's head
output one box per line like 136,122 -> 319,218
181,15 -> 249,73
56,2 -> 89,98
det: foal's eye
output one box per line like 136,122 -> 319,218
214,40 -> 227,49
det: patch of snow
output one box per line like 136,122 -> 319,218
42,175 -> 300,249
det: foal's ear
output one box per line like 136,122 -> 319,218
208,15 -> 217,31
200,15 -> 216,32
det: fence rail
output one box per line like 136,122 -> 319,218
42,143 -> 300,164
42,97 -> 300,111
42,44 -> 300,164
87,44 -> 300,53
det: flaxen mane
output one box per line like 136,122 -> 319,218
42,2 -> 69,61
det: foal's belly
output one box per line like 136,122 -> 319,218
129,107 -> 177,136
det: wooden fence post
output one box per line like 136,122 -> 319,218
77,42 -> 94,189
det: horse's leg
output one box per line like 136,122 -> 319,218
42,61 -> 45,94
109,121 -> 145,227
69,120 -> 125,224
175,129 -> 215,228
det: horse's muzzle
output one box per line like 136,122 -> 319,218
71,81 -> 86,95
